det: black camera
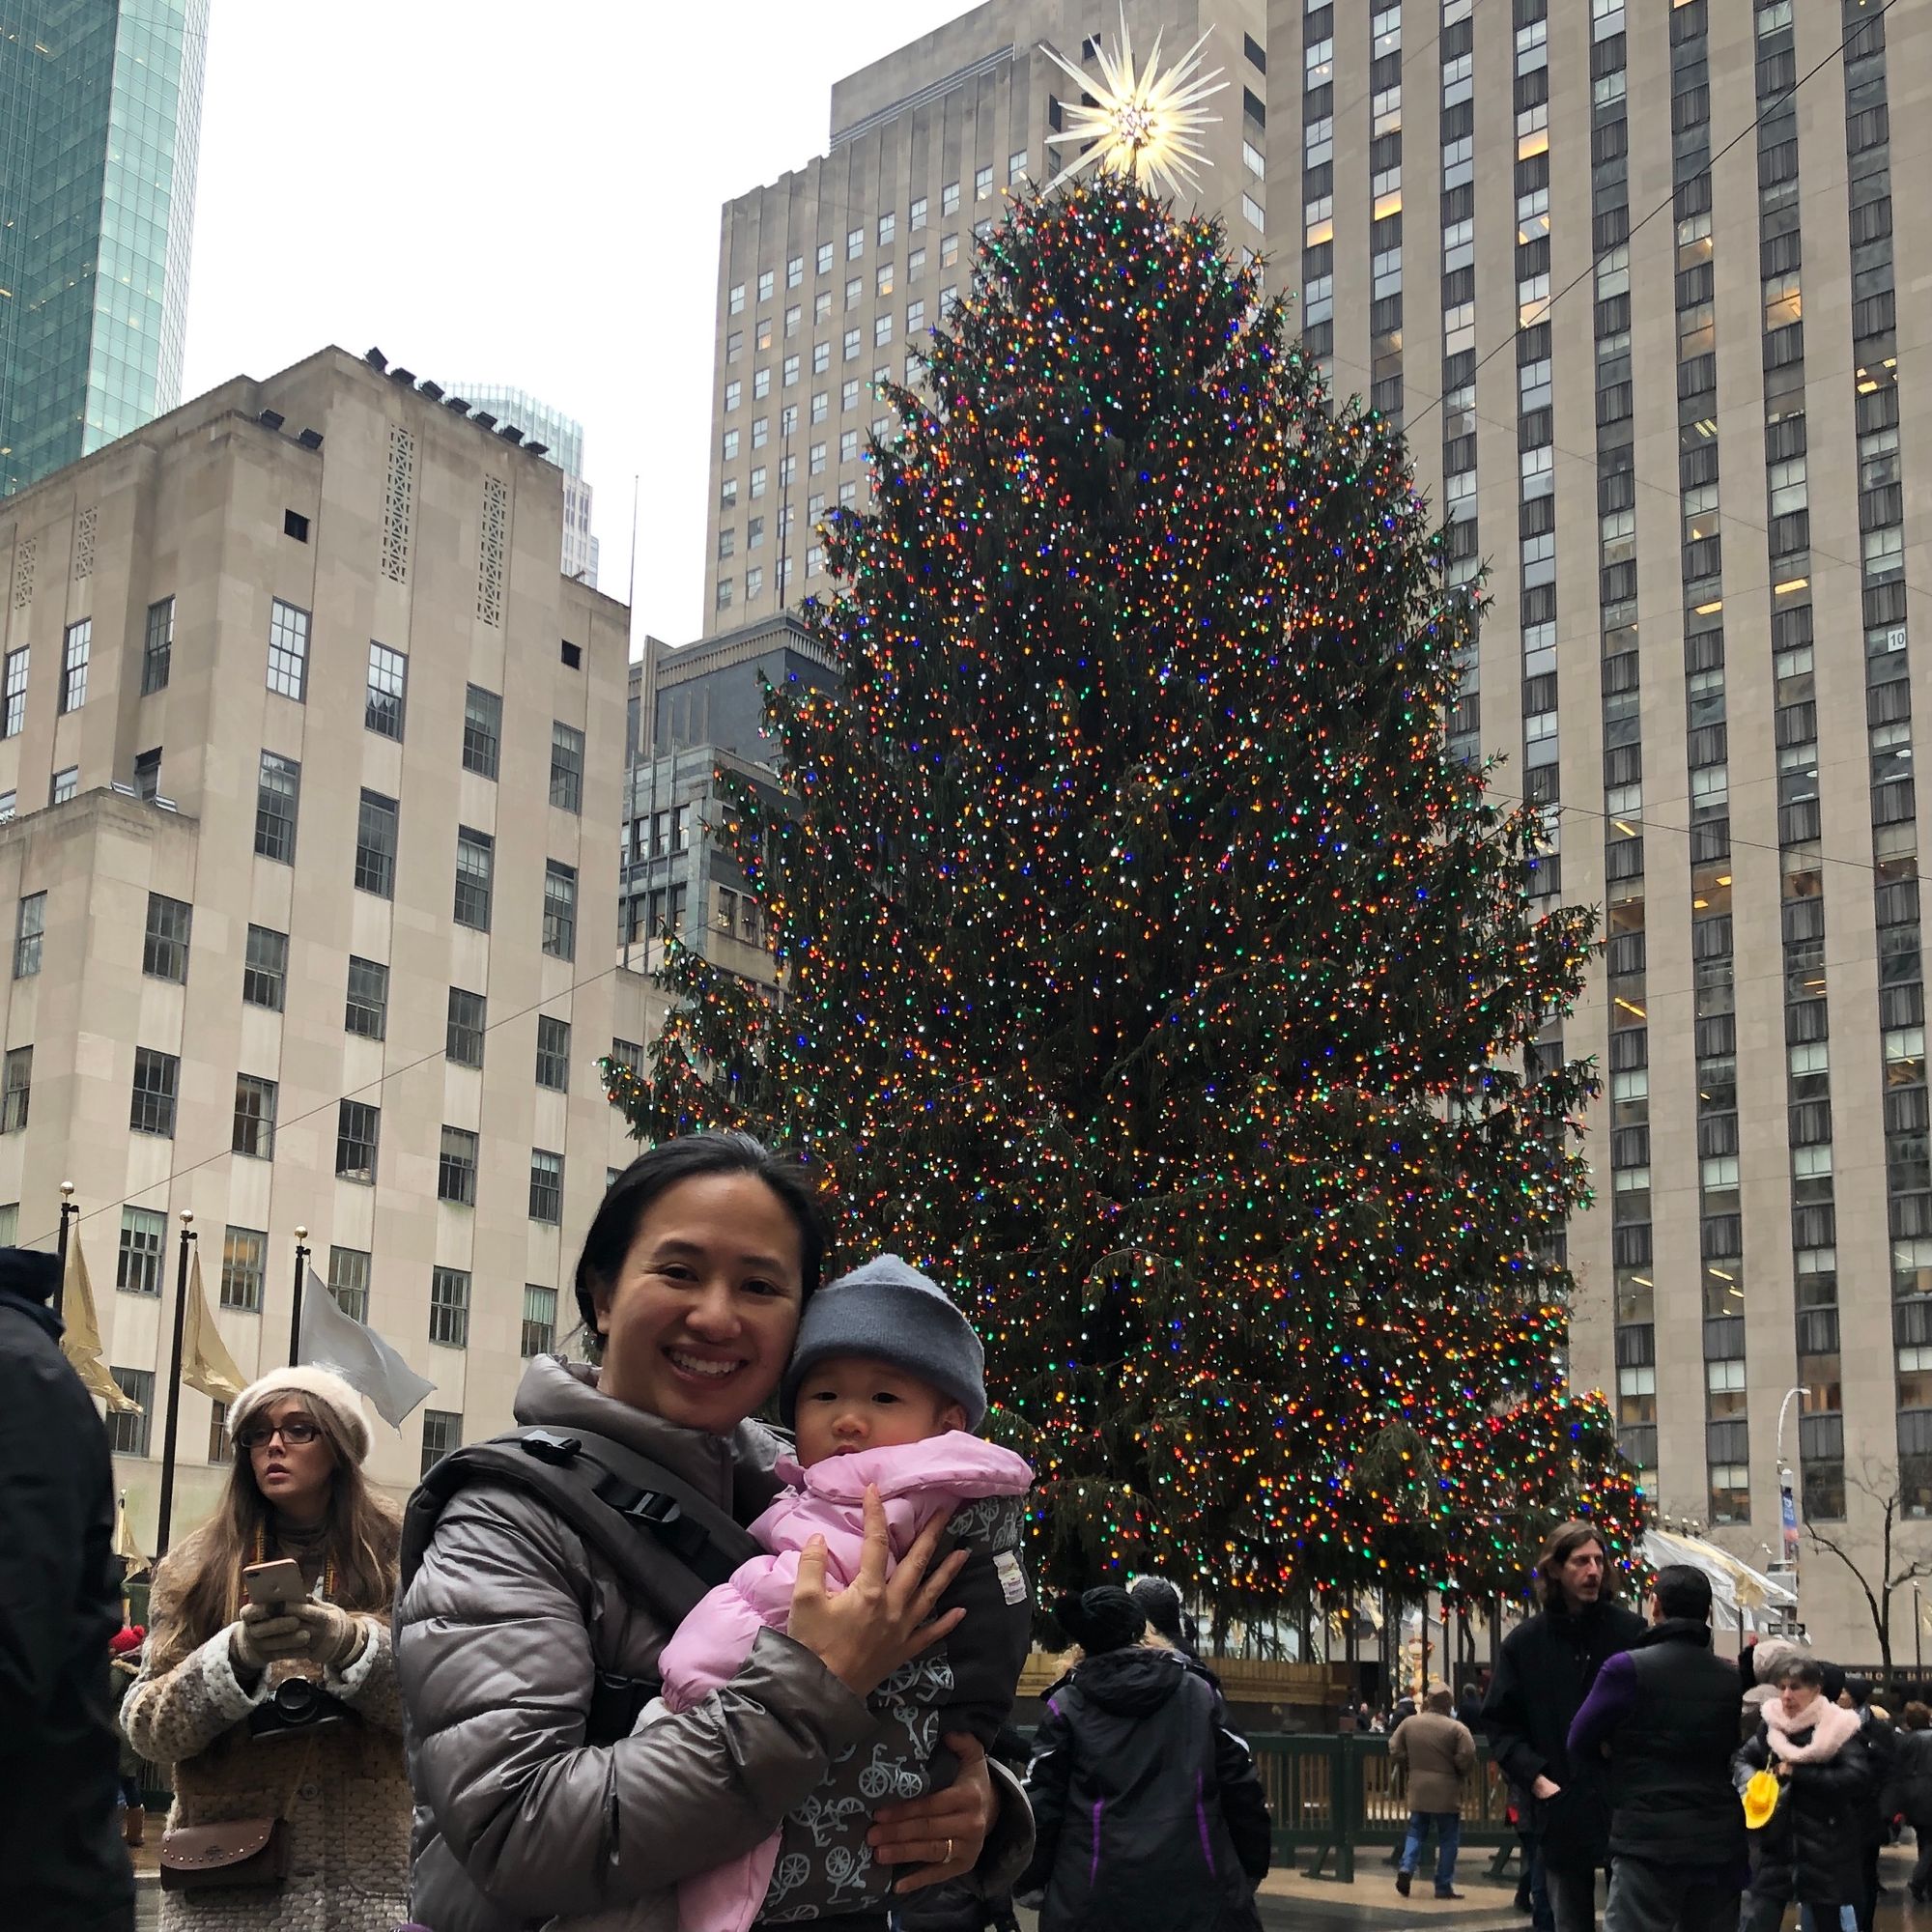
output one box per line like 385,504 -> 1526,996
248,1675 -> 352,1740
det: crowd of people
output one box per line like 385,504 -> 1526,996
1,1132 -> 1272,1932
15,1130 -> 1932,1932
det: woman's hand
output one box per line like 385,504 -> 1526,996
868,1734 -> 994,1893
229,1604 -> 307,1682
787,1486 -> 968,1696
286,1599 -> 366,1669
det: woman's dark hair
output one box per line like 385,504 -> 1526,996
1906,1700 -> 1930,1731
573,1132 -> 829,1342
1776,1658 -> 1826,1691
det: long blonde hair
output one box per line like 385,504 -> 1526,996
147,1391 -> 401,1676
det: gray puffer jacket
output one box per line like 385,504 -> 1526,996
397,1356 -> 1030,1932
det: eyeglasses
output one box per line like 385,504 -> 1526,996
235,1418 -> 322,1451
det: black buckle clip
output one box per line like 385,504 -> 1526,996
523,1430 -> 582,1466
623,1490 -> 709,1563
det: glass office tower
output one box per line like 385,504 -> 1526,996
0,0 -> 210,497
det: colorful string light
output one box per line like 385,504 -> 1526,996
602,171 -> 1643,1614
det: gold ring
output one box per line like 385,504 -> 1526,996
945,1837 -> 954,1863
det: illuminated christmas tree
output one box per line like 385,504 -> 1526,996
606,162 -> 1640,1614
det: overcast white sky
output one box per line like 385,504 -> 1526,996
181,1 -> 976,653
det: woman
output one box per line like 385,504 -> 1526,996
122,1366 -> 406,1930
108,1625 -> 147,1846
1018,1586 -> 1270,1932
1733,1656 -> 1873,1932
396,1131 -> 1023,1932
1889,1701 -> 1932,1903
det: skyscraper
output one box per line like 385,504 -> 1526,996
0,0 -> 211,497
1264,0 -> 1930,1655
450,384 -> 599,586
701,0 -> 1267,633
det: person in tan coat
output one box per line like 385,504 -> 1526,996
1390,1684 -> 1477,1899
122,1366 -> 406,1932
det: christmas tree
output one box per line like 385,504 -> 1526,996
608,164 -> 1641,1615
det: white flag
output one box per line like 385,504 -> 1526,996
298,1270 -> 435,1428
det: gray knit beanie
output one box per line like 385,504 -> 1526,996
780,1253 -> 987,1430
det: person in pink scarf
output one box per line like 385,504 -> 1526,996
558,1256 -> 1034,1932
1732,1657 -> 1874,1932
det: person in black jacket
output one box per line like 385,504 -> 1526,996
1018,1587 -> 1270,1931
1889,1700 -> 1932,1903
1840,1677 -> 1891,1931
1563,1563 -> 1745,1932
1481,1519 -> 1645,1932
1733,1656 -> 1871,1931
0,1245 -> 135,1932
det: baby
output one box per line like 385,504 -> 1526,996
565,1254 -> 1035,1932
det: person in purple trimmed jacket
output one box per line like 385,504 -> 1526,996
1564,1563 -> 1746,1932
1016,1586 -> 1269,1932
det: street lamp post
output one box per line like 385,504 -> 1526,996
1775,1386 -> 1809,1632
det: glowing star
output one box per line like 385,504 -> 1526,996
1039,7 -> 1228,200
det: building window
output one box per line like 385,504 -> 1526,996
142,893 -> 191,982
142,598 -> 173,694
728,282 -> 744,315
1009,148 -> 1028,183
344,955 -> 388,1039
942,180 -> 960,216
816,241 -> 834,275
130,1047 -> 178,1137
975,164 -> 993,200
430,1266 -> 470,1348
220,1226 -> 267,1311
336,1099 -> 380,1183
232,1073 -> 277,1159
107,1370 -> 154,1456
438,1125 -> 478,1206
535,1013 -> 571,1091
267,599 -> 309,700
59,618 -> 89,712
14,892 -> 44,979
0,792 -> 14,822
529,1149 -> 563,1224
910,194 -> 927,231
463,685 -> 501,778
550,721 -> 584,813
1,1045 -> 29,1132
209,1401 -> 230,1462
49,766 -> 77,805
724,379 -> 741,412
446,986 -> 486,1068
715,578 -> 735,611
543,860 -> 578,960
327,1246 -> 369,1322
355,790 -> 398,897
757,268 -> 774,302
242,924 -> 287,1010
610,1037 -> 642,1073
420,1406 -> 461,1477
254,751 -> 299,863
454,827 -> 494,930
132,748 -> 160,801
365,640 -> 407,739
118,1208 -> 164,1295
746,566 -> 764,600
2,648 -> 23,737
522,1283 -> 557,1358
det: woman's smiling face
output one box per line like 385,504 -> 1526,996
593,1171 -> 807,1434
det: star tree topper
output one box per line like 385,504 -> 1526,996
1040,6 -> 1228,200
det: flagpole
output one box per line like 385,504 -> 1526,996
54,1179 -> 75,1315
288,1225 -> 309,1369
155,1211 -> 196,1558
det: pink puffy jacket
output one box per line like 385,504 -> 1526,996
660,1430 -> 1035,1932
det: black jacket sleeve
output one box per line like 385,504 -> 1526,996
1016,1698 -> 1075,1896
1213,1697 -> 1272,1884
1481,1631 -> 1548,1795
0,1337 -> 98,1737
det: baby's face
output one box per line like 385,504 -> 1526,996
793,1355 -> 967,1464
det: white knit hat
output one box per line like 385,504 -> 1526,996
229,1366 -> 372,1464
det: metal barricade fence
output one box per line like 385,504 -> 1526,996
1247,1734 -> 1518,1882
